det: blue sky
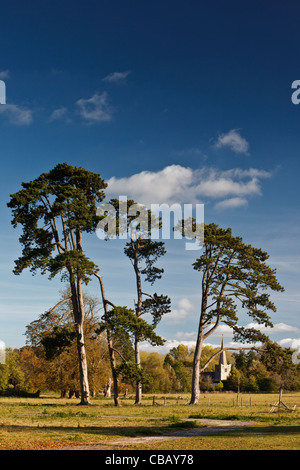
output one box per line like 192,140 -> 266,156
0,0 -> 300,354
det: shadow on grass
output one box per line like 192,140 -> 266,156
232,425 -> 300,437
0,423 -> 176,439
2,422 -> 300,451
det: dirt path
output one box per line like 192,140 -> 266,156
60,417 -> 254,450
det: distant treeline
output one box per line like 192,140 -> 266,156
0,339 -> 299,397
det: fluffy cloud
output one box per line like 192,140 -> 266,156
214,129 -> 249,154
76,92 -> 113,122
246,322 -> 299,334
102,71 -> 131,84
106,164 -> 272,208
140,322 -> 300,355
164,298 -> 194,324
215,197 -> 248,210
48,106 -> 71,123
279,338 -> 300,350
0,103 -> 33,125
107,165 -> 193,206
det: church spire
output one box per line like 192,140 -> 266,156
219,336 -> 227,366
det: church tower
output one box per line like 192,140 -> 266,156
214,337 -> 232,381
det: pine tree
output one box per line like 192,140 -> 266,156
7,162 -> 107,404
176,222 -> 284,405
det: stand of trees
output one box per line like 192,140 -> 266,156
6,162 -> 293,404
1,340 -> 300,396
224,344 -> 300,392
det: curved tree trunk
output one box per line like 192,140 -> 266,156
189,330 -> 203,405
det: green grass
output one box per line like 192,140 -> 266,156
0,392 -> 299,450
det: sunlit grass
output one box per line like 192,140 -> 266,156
0,392 -> 299,449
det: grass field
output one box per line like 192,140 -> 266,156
0,392 -> 299,450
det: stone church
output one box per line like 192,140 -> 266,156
214,337 -> 232,381
203,337 -> 232,382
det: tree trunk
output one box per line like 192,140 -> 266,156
69,275 -> 90,405
190,304 -> 204,405
190,265 -> 209,405
133,242 -> 143,405
75,320 -> 90,405
104,378 -> 112,398
190,330 -> 203,404
94,272 -> 120,406
107,329 -> 121,406
135,336 -> 142,405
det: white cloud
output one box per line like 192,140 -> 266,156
211,324 -> 235,337
228,168 -> 271,179
175,322 -> 300,346
102,71 -> 131,84
279,338 -> 300,350
175,331 -> 197,341
196,175 -> 261,198
0,103 -> 33,125
106,164 -> 272,207
141,323 -> 300,355
174,325 -> 236,344
140,335 -> 238,354
106,165 -> 194,206
76,92 -> 113,122
214,129 -> 249,154
48,106 -> 71,123
246,322 -> 299,334
164,297 -> 195,324
215,197 -> 248,210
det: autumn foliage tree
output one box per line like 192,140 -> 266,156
25,289 -> 111,397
